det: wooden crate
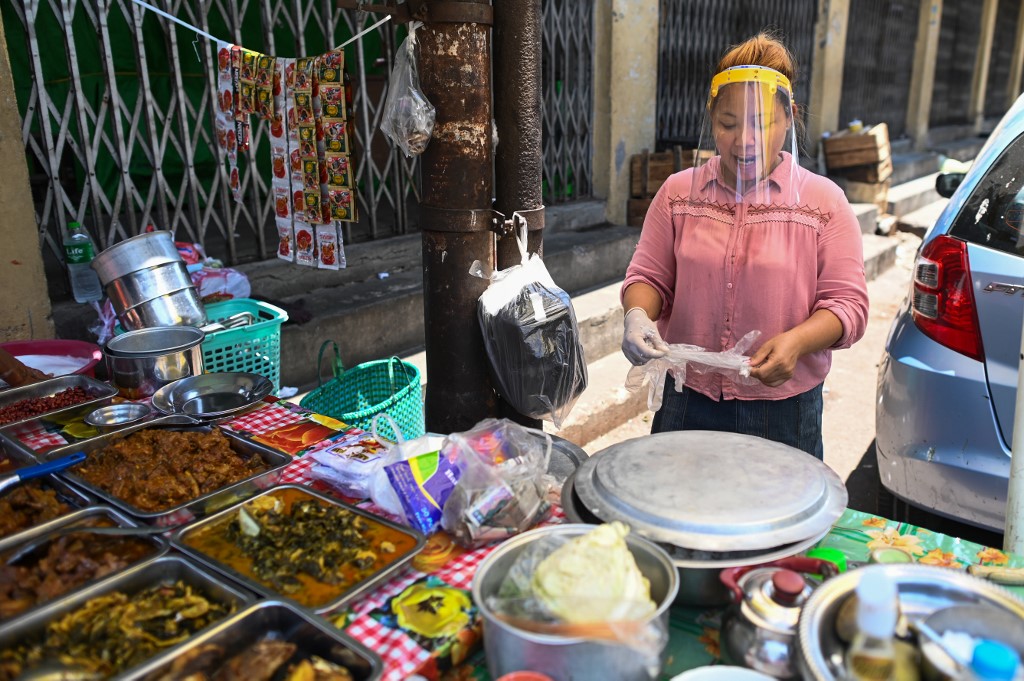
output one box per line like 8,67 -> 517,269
835,178 -> 891,214
629,147 -> 712,198
831,155 -> 893,184
823,123 -> 890,170
627,198 -> 654,227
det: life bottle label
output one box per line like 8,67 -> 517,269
64,242 -> 95,264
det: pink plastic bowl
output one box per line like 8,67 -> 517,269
0,339 -> 103,378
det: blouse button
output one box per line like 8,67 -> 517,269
726,283 -> 733,289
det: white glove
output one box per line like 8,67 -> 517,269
622,307 -> 669,366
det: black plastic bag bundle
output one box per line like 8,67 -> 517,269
471,226 -> 587,427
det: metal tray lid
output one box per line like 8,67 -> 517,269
573,430 -> 848,552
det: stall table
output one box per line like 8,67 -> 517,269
9,397 -> 1024,681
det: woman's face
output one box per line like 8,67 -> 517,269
711,83 -> 792,189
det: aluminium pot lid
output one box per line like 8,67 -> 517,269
573,431 -> 848,553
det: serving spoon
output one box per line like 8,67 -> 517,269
0,451 -> 86,496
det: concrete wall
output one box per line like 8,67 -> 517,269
592,0 -> 659,226
0,12 -> 53,341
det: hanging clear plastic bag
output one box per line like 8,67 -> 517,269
440,418 -> 555,549
625,330 -> 762,411
380,22 -> 435,158
469,220 -> 588,428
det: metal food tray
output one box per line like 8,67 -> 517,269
0,504 -> 169,626
0,555 -> 253,678
130,599 -> 384,681
0,444 -> 94,552
0,374 -> 118,434
41,421 -> 292,528
171,484 -> 427,616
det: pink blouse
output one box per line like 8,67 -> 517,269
622,153 -> 869,401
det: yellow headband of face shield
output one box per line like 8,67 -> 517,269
708,66 -> 792,103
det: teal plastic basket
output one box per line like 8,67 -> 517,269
202,298 -> 288,392
299,340 -> 424,442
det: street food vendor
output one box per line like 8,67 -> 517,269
620,32 -> 869,459
0,347 -> 49,387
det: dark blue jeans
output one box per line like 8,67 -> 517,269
650,381 -> 825,459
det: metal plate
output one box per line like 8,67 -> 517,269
560,469 -> 830,568
41,422 -> 291,527
152,372 -> 274,419
0,505 -> 169,625
0,555 -> 252,677
129,599 -> 383,680
574,431 -> 848,552
171,485 -> 426,616
797,564 -> 1024,681
0,374 -> 118,433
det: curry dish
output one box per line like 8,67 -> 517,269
0,484 -> 73,539
183,487 -> 419,609
0,580 -> 233,679
0,528 -> 156,620
146,639 -> 355,681
74,428 -> 270,512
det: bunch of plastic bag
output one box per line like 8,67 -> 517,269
470,223 -> 587,428
440,418 -> 556,548
626,330 -> 762,411
380,22 -> 435,158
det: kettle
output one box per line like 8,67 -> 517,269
719,556 -> 838,680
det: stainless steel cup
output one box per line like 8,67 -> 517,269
104,326 -> 205,399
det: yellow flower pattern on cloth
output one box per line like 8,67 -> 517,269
866,527 -> 924,556
975,547 -> 1009,566
862,517 -> 887,529
392,582 -> 473,639
918,549 -> 963,568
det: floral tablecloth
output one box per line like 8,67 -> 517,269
8,398 -> 1023,681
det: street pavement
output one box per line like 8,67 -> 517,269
580,227 -> 1007,550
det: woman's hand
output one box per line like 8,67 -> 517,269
748,331 -> 803,387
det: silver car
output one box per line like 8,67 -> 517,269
876,95 -> 1024,532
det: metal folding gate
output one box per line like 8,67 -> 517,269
986,0 -> 1021,118
839,0 -> 919,141
655,0 -> 817,150
930,0 -> 982,127
2,0 -> 594,295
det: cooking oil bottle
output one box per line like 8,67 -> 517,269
846,569 -> 898,680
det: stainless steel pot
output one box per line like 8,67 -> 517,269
92,231 -> 206,330
104,326 -> 205,399
472,524 -> 679,681
561,470 -> 830,607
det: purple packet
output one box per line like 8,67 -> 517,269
384,450 -> 461,534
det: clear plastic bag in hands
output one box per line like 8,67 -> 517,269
625,330 -> 762,411
440,418 -> 555,549
380,23 -> 435,158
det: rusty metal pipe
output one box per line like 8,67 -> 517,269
493,0 -> 544,427
417,6 -> 498,433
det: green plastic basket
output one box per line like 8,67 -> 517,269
202,298 -> 288,393
299,340 -> 424,442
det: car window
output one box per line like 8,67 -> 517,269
948,132 -> 1024,258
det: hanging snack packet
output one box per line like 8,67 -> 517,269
254,54 -> 276,120
381,22 -> 435,157
294,225 -> 316,267
316,224 -> 342,269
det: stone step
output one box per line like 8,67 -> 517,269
851,203 -> 879,235
890,152 -> 940,186
887,173 -> 941,217
895,198 -> 950,237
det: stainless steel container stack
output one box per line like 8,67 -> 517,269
91,230 -> 207,330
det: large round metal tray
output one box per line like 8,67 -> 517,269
797,564 -> 1024,681
152,372 -> 274,419
573,431 -> 848,553
561,468 -> 829,568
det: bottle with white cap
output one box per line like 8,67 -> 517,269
846,569 -> 898,680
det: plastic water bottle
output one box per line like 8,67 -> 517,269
63,221 -> 103,303
846,569 -> 898,680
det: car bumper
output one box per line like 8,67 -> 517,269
875,314 -> 1010,533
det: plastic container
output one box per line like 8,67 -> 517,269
202,298 -> 288,393
0,339 -> 103,378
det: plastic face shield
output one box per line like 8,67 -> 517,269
693,66 -> 799,206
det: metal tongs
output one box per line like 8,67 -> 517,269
200,311 -> 255,335
0,451 -> 86,495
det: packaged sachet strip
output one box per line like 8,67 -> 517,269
316,224 -> 342,270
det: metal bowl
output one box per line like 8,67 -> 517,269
104,326 -> 205,399
151,372 -> 274,418
84,403 -> 152,433
796,564 -> 1024,681
920,604 -> 1024,680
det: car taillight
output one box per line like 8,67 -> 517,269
911,235 -> 984,361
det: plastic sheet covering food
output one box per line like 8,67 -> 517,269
470,225 -> 587,427
626,330 -> 761,411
